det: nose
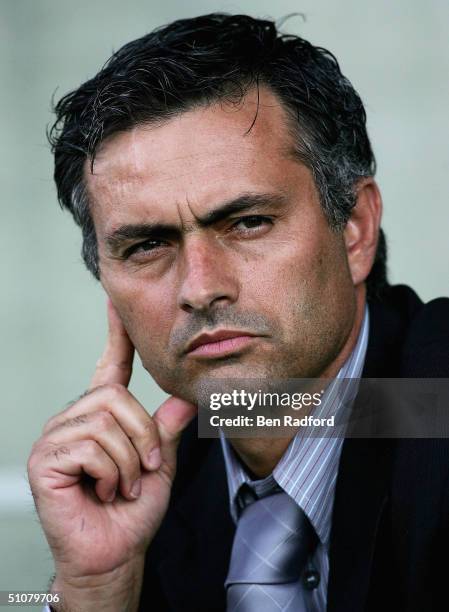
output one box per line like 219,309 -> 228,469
177,236 -> 238,313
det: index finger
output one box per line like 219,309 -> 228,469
89,298 -> 135,389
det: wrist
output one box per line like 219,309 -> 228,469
51,557 -> 145,612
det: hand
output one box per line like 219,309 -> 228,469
28,299 -> 197,611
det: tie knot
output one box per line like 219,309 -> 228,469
226,489 -> 318,586
236,479 -> 282,515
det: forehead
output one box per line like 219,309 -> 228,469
85,88 -> 304,230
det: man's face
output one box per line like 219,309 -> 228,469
87,88 -> 356,403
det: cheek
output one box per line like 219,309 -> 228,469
251,231 -> 349,323
246,228 -> 332,296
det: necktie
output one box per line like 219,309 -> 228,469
225,483 -> 318,611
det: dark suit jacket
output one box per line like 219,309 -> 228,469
139,285 -> 449,611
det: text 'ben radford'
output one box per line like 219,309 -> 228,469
209,414 -> 335,428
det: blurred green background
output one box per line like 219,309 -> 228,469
1,0 -> 448,607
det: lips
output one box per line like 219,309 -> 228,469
186,329 -> 258,357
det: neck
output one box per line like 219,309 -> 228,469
229,288 -> 366,478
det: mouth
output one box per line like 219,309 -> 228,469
185,329 -> 260,358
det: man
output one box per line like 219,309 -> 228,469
28,13 -> 449,612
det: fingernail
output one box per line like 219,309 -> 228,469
130,478 -> 141,499
148,448 -> 161,470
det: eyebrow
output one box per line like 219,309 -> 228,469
104,191 -> 289,253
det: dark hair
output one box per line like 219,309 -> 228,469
48,13 -> 387,298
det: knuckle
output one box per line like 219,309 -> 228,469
29,439 -> 41,456
79,439 -> 100,458
28,441 -> 70,473
43,412 -> 66,434
43,391 -> 91,433
104,382 -> 128,400
93,410 -> 115,431
43,445 -> 71,461
27,452 -> 38,475
27,440 -> 44,471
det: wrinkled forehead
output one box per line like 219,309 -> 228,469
84,87 -> 303,230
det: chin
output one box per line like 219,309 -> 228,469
199,359 -> 273,379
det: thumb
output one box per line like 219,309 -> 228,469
153,396 -> 198,457
89,298 -> 135,390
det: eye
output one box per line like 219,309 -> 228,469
124,239 -> 167,259
230,215 -> 273,234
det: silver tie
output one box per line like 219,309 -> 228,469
225,484 -> 317,611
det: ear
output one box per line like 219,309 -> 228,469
344,178 -> 383,287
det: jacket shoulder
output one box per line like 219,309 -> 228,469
368,284 -> 449,376
400,288 -> 449,376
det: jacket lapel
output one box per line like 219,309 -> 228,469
327,436 -> 395,611
327,287 -> 416,611
156,439 -> 235,611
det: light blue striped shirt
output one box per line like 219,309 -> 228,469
220,306 -> 369,611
